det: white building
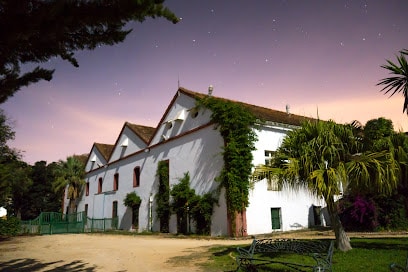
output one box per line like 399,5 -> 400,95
66,87 -> 327,236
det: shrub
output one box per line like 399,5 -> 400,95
339,195 -> 378,231
0,216 -> 21,236
123,192 -> 142,208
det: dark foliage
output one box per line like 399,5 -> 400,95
20,161 -> 61,220
156,160 -> 170,232
339,195 -> 378,231
170,172 -> 217,235
339,193 -> 408,231
0,0 -> 178,103
0,216 -> 20,236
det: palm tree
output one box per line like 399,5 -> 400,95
53,156 -> 85,214
378,49 -> 408,114
253,120 -> 399,251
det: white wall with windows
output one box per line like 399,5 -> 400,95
70,88 -> 330,237
246,124 -> 327,234
74,92 -> 228,235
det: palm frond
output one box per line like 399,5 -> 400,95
378,52 -> 408,113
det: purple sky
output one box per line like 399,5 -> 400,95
3,0 -> 408,165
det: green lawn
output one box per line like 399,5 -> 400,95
197,238 -> 408,272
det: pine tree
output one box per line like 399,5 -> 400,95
0,0 -> 178,103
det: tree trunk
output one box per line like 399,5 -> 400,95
16,209 -> 21,220
327,197 -> 352,252
68,199 -> 76,214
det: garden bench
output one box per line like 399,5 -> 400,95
236,238 -> 334,272
390,252 -> 408,272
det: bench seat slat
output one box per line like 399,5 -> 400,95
236,238 -> 334,272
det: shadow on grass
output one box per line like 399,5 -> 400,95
0,258 -> 102,272
350,237 -> 408,251
211,238 -> 408,272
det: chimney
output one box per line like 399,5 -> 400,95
208,85 -> 213,96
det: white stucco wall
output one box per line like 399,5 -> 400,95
246,123 -> 327,235
85,146 -> 107,172
77,102 -> 228,234
246,180 -> 326,234
76,91 -> 330,237
78,91 -> 227,235
110,126 -> 147,161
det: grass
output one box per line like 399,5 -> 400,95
183,237 -> 408,272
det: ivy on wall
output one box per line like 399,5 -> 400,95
170,172 -> 217,235
197,96 -> 258,235
123,192 -> 141,230
123,192 -> 141,208
155,160 -> 170,232
170,172 -> 195,234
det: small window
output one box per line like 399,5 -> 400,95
190,107 -> 199,118
84,204 -> 88,217
114,173 -> 119,191
112,201 -> 118,218
133,167 -> 140,187
98,178 -> 103,194
86,182 -> 89,196
264,150 -> 275,166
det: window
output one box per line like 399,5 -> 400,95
114,173 -> 119,191
190,107 -> 199,118
263,150 -> 281,191
84,204 -> 88,217
98,178 -> 103,194
112,201 -> 118,218
264,150 -> 275,166
133,167 -> 140,187
86,182 -> 89,196
271,208 -> 282,230
267,177 -> 280,191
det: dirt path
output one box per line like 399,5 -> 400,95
0,230 -> 406,272
0,234 -> 249,272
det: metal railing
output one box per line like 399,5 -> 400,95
21,212 -> 118,235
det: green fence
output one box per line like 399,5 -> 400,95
21,212 -> 118,235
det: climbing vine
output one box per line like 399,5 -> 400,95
170,172 -> 217,235
123,192 -> 142,208
156,160 -> 170,232
197,97 -> 258,235
190,192 -> 217,235
170,172 -> 195,234
123,192 -> 141,230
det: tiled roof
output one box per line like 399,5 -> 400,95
125,122 -> 155,144
94,143 -> 114,161
73,154 -> 89,166
178,87 -> 314,126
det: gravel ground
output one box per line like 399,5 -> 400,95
0,229 -> 406,272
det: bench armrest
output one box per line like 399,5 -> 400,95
390,263 -> 408,272
237,247 -> 252,258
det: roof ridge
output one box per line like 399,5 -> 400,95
178,87 -> 315,126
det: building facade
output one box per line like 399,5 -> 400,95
65,87 -> 327,236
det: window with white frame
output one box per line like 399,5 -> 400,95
264,150 -> 280,191
264,150 -> 275,166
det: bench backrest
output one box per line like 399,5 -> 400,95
251,239 -> 334,261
